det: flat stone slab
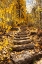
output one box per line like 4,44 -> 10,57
13,39 -> 32,45
14,35 -> 27,38
12,43 -> 35,52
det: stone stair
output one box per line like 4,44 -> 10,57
9,26 -> 42,64
13,26 -> 34,49
0,26 -> 42,64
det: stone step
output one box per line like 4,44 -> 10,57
17,33 -> 30,35
34,58 -> 42,64
14,31 -> 30,37
14,37 -> 30,40
13,40 -> 32,45
14,38 -> 28,40
14,35 -> 27,38
17,33 -> 28,35
11,43 -> 35,52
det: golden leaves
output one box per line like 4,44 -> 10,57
0,38 -> 9,51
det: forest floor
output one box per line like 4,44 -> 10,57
0,25 -> 42,64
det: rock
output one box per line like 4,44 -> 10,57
30,29 -> 37,35
10,51 -> 42,64
17,32 -> 28,35
34,58 -> 42,64
37,30 -> 42,37
14,35 -> 27,38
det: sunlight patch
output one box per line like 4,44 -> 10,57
26,0 -> 36,13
